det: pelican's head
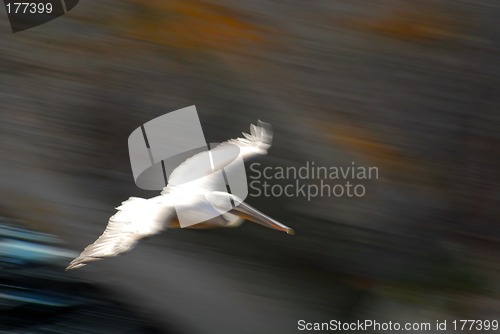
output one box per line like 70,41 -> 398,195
205,191 -> 293,234
205,191 -> 241,214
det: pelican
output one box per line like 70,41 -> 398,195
66,121 -> 293,270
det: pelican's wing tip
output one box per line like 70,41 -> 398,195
250,124 -> 258,137
242,132 -> 252,140
246,120 -> 272,145
65,260 -> 87,271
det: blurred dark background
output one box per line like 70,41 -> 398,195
1,0 -> 499,333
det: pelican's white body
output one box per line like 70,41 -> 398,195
67,121 -> 293,270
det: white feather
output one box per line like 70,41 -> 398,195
66,196 -> 172,269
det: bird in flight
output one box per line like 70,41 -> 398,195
67,121 -> 293,270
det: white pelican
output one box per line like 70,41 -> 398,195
66,121 -> 293,270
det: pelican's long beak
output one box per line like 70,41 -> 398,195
231,201 -> 294,235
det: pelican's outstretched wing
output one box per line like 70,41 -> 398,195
66,196 -> 173,270
165,120 -> 272,189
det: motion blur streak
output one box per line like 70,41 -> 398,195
1,0 -> 499,333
